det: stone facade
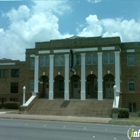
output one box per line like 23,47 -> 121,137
0,36 -> 140,112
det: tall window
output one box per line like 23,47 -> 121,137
11,82 -> 18,93
76,54 -> 81,66
11,69 -> 19,77
30,59 -> 35,70
55,55 -> 64,66
40,56 -> 49,67
30,79 -> 34,92
127,55 -> 135,66
103,53 -> 114,64
86,54 -> 97,65
0,69 -> 8,78
128,78 -> 135,92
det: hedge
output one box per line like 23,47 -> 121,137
137,110 -> 140,117
118,108 -> 129,118
3,101 -> 20,109
0,102 -> 2,109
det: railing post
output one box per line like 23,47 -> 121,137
23,86 -> 26,105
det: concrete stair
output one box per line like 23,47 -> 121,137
27,99 -> 113,117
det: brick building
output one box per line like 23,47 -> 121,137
0,36 -> 140,112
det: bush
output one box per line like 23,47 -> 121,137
137,110 -> 140,117
118,108 -> 129,118
0,102 -> 2,109
3,101 -> 20,109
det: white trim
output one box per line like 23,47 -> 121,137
30,54 -> 35,57
102,47 -> 115,50
54,48 -> 98,53
0,63 -> 15,65
54,49 -> 70,53
127,49 -> 135,53
38,50 -> 50,54
75,48 -> 98,52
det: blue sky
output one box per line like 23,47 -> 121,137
0,0 -> 140,60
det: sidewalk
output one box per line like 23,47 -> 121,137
0,111 -> 111,124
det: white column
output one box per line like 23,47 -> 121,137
97,52 -> 103,100
64,54 -> 69,100
81,53 -> 86,100
115,51 -> 120,93
49,55 -> 54,100
34,55 -> 39,93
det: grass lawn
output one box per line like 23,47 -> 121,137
109,115 -> 140,126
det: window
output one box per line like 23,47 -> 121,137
86,54 -> 97,65
55,55 -> 64,66
129,103 -> 136,112
11,69 -> 19,77
30,79 -> 34,92
59,80 -> 64,91
11,82 -> 18,93
30,59 -> 35,70
76,54 -> 81,66
87,54 -> 92,65
103,53 -> 114,64
40,56 -> 49,67
0,69 -> 8,78
128,79 -> 135,92
127,55 -> 135,66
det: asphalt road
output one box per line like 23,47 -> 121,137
0,118 -> 138,140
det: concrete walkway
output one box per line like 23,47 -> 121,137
0,111 -> 111,124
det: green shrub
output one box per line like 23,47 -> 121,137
3,101 -> 20,109
118,108 -> 129,118
137,110 -> 140,117
0,102 -> 2,109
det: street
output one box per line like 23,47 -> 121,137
0,118 -> 137,140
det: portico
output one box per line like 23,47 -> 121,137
31,47 -> 121,101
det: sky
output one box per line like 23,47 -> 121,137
0,0 -> 140,60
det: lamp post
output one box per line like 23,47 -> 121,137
23,86 -> 26,105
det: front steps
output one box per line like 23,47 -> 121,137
27,99 -> 113,117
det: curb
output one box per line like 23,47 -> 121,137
0,113 -> 111,124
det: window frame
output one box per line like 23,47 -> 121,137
127,54 -> 135,66
103,53 -> 114,65
55,55 -> 64,66
128,78 -> 135,92
10,82 -> 19,93
40,56 -> 49,67
11,69 -> 19,77
30,79 -> 34,92
30,59 -> 35,70
0,69 -> 8,78
86,53 -> 97,65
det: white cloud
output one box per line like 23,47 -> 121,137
77,14 -> 140,42
0,0 -> 72,60
87,0 -> 102,3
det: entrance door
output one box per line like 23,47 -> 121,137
105,79 -> 114,99
73,80 -> 80,98
45,82 -> 49,98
